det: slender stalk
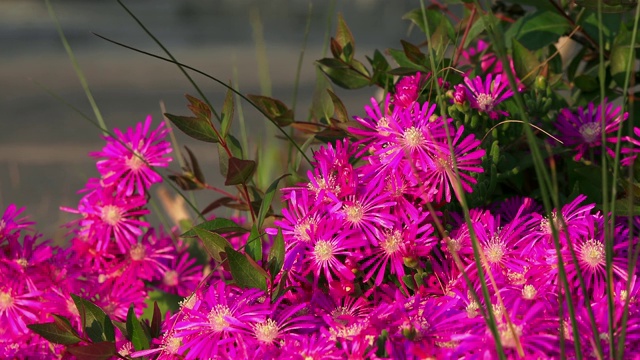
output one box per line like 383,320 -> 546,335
420,1 -> 507,357
45,0 -> 107,135
93,33 -> 312,166
472,0 -> 587,356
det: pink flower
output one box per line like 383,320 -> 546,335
393,72 -> 427,109
464,74 -> 514,120
92,115 -> 172,196
158,250 -> 203,297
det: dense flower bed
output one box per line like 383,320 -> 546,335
3,1 -> 640,359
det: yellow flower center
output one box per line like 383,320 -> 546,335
101,205 -> 123,226
208,305 -> 232,332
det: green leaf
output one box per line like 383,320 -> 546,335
574,74 -> 599,92
150,301 -> 162,339
611,25 -> 635,86
335,13 -> 356,62
246,224 -> 263,262
512,38 -> 541,86
327,90 -> 349,124
400,40 -> 427,65
126,305 -> 150,351
311,67 -> 334,122
221,88 -> 235,139
226,246 -> 268,290
267,228 -> 285,278
192,226 -> 232,263
367,49 -> 393,89
182,218 -> 249,237
185,94 -> 212,122
247,94 -> 294,127
257,174 -> 290,230
67,342 -> 117,360
112,320 -> 128,339
575,0 -> 638,13
225,157 -> 257,185
164,113 -> 219,143
27,315 -> 82,345
316,58 -> 371,89
184,146 -> 205,184
71,294 -> 115,343
507,0 -> 558,11
402,8 -> 451,39
506,11 -> 571,50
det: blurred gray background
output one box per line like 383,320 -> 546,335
0,0 -> 422,242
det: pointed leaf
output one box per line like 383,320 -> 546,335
182,218 -> 249,237
112,320 -> 128,339
184,146 -> 205,184
126,305 -> 150,351
506,11 -> 571,50
267,228 -> 285,278
246,224 -> 263,262
150,301 -> 162,339
192,227 -> 233,263
335,13 -> 355,62
201,197 -> 235,215
611,25 -> 634,86
221,88 -> 235,138
168,173 -> 201,191
185,94 -> 212,121
400,40 -> 427,66
327,90 -> 349,124
67,342 -> 117,360
164,113 -> 219,143
226,246 -> 268,290
247,94 -> 294,127
257,174 -> 290,230
27,316 -> 82,345
317,58 -> 370,89
225,157 -> 256,185
512,38 -> 540,86
71,294 -> 115,343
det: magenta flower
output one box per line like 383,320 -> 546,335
464,74 -> 514,120
0,204 -> 34,244
421,125 -> 485,203
92,115 -> 172,196
68,185 -> 149,253
173,280 -> 271,359
158,250 -> 203,297
119,228 -> 175,282
393,72 -> 427,109
613,126 -> 640,166
0,279 -> 44,336
556,100 -> 627,161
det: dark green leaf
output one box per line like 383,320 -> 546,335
169,173 -> 201,191
185,94 -> 212,122
316,58 -> 371,89
182,218 -> 248,237
112,321 -> 128,339
575,0 -> 638,13
221,88 -> 235,138
311,67 -> 334,122
246,224 -> 263,262
335,13 -> 356,62
574,74 -> 599,92
150,301 -> 162,339
614,199 -> 640,215
164,113 -> 219,143
201,197 -> 236,215
226,246 -> 268,290
512,38 -> 540,86
506,11 -> 571,50
367,49 -> 393,89
611,25 -> 634,86
327,90 -> 349,123
27,315 -> 82,345
267,228 -> 285,278
507,0 -> 558,11
257,174 -> 290,230
402,8 -> 450,39
71,294 -> 115,343
184,146 -> 205,184
247,94 -> 294,127
67,342 -> 117,360
225,157 -> 256,185
387,48 -> 422,68
126,305 -> 150,351
400,40 -> 426,65
191,227 -> 232,263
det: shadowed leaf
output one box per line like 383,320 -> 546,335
226,246 -> 268,290
225,157 -> 257,185
164,113 -> 219,143
126,305 -> 150,351
27,315 -> 82,345
67,342 -> 117,360
247,94 -> 295,127
70,294 -> 115,343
